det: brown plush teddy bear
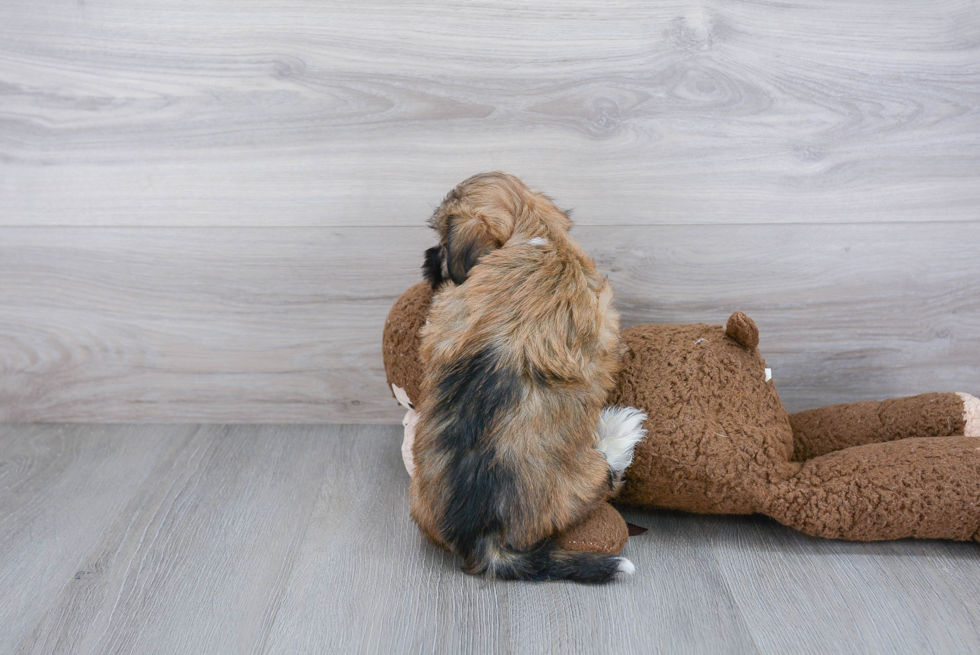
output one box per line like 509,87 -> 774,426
384,281 -> 980,554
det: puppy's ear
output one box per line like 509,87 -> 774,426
431,172 -> 527,284
422,245 -> 446,289
444,220 -> 498,285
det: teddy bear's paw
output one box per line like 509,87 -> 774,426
958,393 -> 980,437
596,406 -> 648,476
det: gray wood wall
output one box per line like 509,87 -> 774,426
1,0 -> 978,423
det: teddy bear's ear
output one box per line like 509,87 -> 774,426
725,311 -> 759,349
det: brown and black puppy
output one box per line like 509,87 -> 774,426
411,172 -> 646,583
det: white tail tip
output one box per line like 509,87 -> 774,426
616,557 -> 636,575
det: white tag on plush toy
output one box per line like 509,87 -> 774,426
392,384 -> 417,476
765,368 -> 772,382
401,408 -> 418,477
392,383 -> 413,410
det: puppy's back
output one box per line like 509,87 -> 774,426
411,231 -> 625,581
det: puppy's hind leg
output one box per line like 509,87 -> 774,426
596,406 -> 648,488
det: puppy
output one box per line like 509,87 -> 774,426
411,172 -> 646,583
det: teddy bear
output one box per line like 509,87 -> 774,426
383,281 -> 980,554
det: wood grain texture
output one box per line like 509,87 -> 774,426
5,424 -> 980,654
12,424 -> 337,655
703,522 -> 980,654
262,426 -> 761,655
1,0 -> 978,226
1,0 -> 978,422
1,223 -> 977,422
0,424 -> 190,653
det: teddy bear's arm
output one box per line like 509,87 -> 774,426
788,392 -> 977,461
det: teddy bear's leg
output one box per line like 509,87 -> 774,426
554,501 -> 630,554
764,436 -> 980,542
788,392 -> 978,461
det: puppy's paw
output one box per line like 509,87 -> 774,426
958,393 -> 980,437
596,406 -> 648,476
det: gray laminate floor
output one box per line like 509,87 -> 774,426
3,424 -> 980,655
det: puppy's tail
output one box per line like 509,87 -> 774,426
465,537 -> 634,584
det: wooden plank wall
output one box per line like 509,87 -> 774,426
1,0 -> 978,422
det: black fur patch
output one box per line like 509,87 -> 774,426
422,246 -> 445,289
432,348 -> 520,556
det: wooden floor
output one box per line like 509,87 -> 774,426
4,424 -> 980,655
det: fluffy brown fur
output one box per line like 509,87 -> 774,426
410,173 -> 633,583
